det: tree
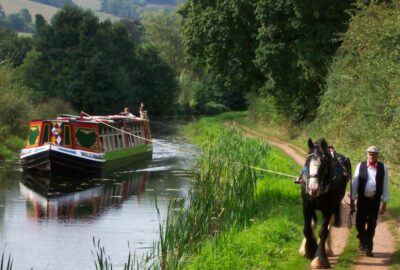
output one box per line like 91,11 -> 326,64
0,28 -> 33,67
180,0 -> 354,121
132,46 -> 178,115
19,6 -> 177,115
142,9 -> 185,74
0,5 -> 5,18
180,1 -> 263,111
254,1 -> 354,121
18,8 -> 32,24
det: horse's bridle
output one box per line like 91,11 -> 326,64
304,152 -> 331,196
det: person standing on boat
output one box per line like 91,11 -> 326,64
350,146 -> 389,257
123,107 -> 133,116
139,102 -> 146,119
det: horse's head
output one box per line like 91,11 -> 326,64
304,138 -> 332,197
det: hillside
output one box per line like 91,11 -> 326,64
0,0 -> 120,22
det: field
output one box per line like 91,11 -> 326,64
0,0 -> 120,22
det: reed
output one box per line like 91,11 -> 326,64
94,113 -> 304,269
92,238 -> 113,270
0,249 -> 13,270
147,125 -> 273,268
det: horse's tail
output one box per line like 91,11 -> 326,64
333,203 -> 342,227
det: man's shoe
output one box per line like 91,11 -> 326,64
359,242 -> 366,252
365,250 -> 374,257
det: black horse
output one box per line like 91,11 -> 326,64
299,138 -> 350,269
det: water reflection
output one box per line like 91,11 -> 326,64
19,171 -> 149,222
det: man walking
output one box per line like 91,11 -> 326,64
350,146 -> 389,257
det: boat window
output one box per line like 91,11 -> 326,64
27,124 -> 41,146
63,125 -> 72,146
75,127 -> 99,152
41,123 -> 50,144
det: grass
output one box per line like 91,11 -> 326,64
176,112 -> 315,269
224,112 -> 400,269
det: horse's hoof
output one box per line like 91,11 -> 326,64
311,257 -> 331,269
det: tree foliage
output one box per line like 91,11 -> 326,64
0,28 -> 33,67
311,4 -> 400,163
180,0 -> 354,121
100,0 -> 181,20
0,5 -> 5,18
19,6 -> 177,115
180,1 -> 262,111
142,9 -> 184,74
254,1 -> 353,121
0,8 -> 35,33
0,65 -> 32,158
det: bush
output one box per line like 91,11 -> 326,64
203,101 -> 228,115
31,97 -> 76,120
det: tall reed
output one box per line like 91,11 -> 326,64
152,127 -> 271,268
0,248 -> 13,270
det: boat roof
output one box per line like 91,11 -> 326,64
30,114 -> 146,124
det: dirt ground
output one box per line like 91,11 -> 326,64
229,122 -> 395,269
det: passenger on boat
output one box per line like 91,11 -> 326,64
123,107 -> 134,116
139,102 -> 146,119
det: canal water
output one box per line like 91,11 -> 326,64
0,120 -> 198,270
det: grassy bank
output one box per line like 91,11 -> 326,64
172,112 -> 310,269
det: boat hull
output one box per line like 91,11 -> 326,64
21,144 -> 152,176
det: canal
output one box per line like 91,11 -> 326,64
0,119 -> 198,270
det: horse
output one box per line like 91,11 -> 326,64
299,138 -> 350,269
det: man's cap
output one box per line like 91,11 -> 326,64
366,146 -> 379,154
328,145 -> 335,149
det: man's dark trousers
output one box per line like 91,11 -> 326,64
356,195 -> 380,251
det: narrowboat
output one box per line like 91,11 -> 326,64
20,113 -> 153,176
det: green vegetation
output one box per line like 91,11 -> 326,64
100,0 -> 182,20
139,113 -> 306,269
0,249 -> 13,270
0,65 -> 74,159
141,9 -> 184,74
0,28 -> 33,67
311,3 -> 400,164
19,6 -> 177,115
180,0 -> 354,121
0,6 -> 35,33
0,65 -> 32,158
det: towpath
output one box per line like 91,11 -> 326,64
225,121 -> 395,269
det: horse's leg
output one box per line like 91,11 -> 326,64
311,211 -> 332,269
300,205 -> 318,259
324,223 -> 333,256
300,216 -> 316,257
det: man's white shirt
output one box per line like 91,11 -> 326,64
351,163 -> 389,202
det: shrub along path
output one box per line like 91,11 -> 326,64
227,122 -> 395,269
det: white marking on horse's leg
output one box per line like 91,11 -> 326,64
299,238 -> 307,257
325,224 -> 333,256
